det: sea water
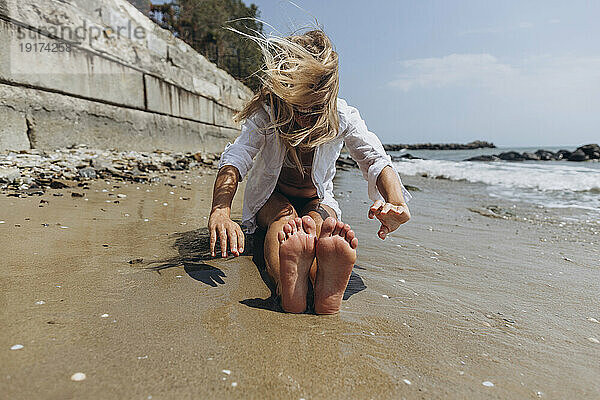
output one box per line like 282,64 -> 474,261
391,147 -> 600,214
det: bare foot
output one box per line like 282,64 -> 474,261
277,216 -> 317,313
314,217 -> 358,315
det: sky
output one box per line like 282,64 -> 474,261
156,1 -> 600,146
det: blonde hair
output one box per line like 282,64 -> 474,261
232,28 -> 340,174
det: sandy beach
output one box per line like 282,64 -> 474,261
1,167 -> 599,399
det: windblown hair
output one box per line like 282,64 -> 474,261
232,28 -> 340,174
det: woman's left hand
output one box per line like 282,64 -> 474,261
368,200 -> 411,239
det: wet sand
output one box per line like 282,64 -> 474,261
1,169 -> 599,399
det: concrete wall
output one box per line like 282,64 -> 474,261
0,0 -> 253,152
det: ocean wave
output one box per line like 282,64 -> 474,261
394,159 -> 600,192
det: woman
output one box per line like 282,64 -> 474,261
208,29 -> 412,314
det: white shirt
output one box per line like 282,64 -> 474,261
218,97 -> 412,234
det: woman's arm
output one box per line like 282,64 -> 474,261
208,108 -> 269,257
209,165 -> 244,257
368,165 -> 411,239
341,99 -> 412,239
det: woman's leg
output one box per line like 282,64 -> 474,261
256,191 -> 316,313
256,191 -> 297,289
299,199 -> 337,283
299,200 -> 358,315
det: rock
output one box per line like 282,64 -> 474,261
78,167 -> 97,179
0,167 -> 21,183
465,155 -> 500,162
391,153 -> 420,160
522,152 -> 541,161
554,150 -> 571,160
568,150 -> 589,161
384,141 -> 495,151
336,156 -> 358,169
50,180 -> 70,189
498,151 -> 524,161
91,158 -> 111,171
534,150 -> 555,160
70,372 -> 86,381
576,144 -> 600,159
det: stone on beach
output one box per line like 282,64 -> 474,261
70,372 -> 86,381
10,344 -> 24,350
482,381 -> 494,387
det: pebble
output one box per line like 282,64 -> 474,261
231,382 -> 237,387
162,202 -> 168,206
482,381 -> 494,387
382,294 -> 389,299
10,344 -> 24,350
70,372 -> 86,381
35,300 -> 46,305
398,279 -> 405,283
100,313 -> 109,318
587,317 -> 599,324
588,337 -> 599,344
0,221 -> 4,224
117,194 -> 127,198
403,379 -> 411,385
222,369 -> 231,375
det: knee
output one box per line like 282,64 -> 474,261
266,209 -> 297,234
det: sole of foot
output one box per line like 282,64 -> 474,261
314,217 -> 358,315
277,216 -> 317,313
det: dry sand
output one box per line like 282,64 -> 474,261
1,169 -> 599,399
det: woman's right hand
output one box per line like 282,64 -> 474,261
208,209 -> 245,257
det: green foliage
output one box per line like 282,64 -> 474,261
150,0 -> 264,91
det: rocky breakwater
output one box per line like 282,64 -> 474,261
0,146 -> 221,197
465,144 -> 600,162
384,140 -> 495,151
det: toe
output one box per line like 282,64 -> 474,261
278,230 -> 285,243
289,219 -> 297,234
340,223 -> 351,238
294,217 -> 303,232
350,237 -> 358,249
345,229 -> 355,244
283,223 -> 292,238
319,217 -> 336,239
332,220 -> 344,236
301,215 -> 316,236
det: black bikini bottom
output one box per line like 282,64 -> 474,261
274,186 -> 334,221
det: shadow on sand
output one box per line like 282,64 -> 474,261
143,224 -> 367,312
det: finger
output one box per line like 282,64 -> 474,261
378,224 -> 389,240
210,227 -> 217,257
228,227 -> 238,256
368,200 -> 384,219
219,226 -> 228,257
237,228 -> 245,253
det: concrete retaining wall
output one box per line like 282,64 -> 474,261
0,0 -> 253,152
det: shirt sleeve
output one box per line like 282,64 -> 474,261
341,101 -> 412,203
217,109 -> 269,181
